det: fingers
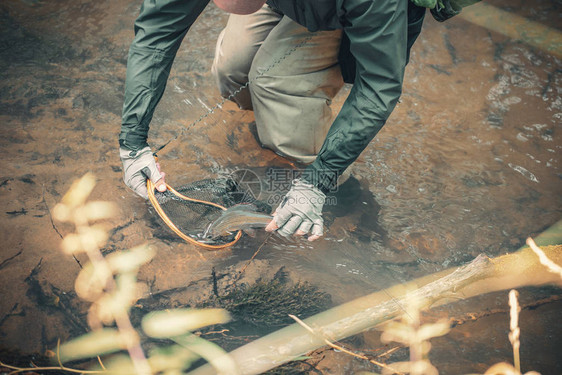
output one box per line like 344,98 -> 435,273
296,221 -> 312,235
141,163 -> 161,183
307,223 -> 323,242
263,186 -> 324,241
121,147 -> 168,199
154,172 -> 166,192
307,234 -> 321,242
265,219 -> 278,232
140,159 -> 166,193
310,222 -> 323,237
277,216 -> 302,237
303,221 -> 322,241
155,163 -> 167,192
273,206 -> 293,228
127,165 -> 166,198
129,173 -> 149,199
266,213 -> 322,241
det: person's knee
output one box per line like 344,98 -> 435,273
211,35 -> 232,95
247,63 -> 260,93
247,57 -> 272,104
211,63 -> 229,95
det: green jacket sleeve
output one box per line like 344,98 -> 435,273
304,0 -> 414,193
119,0 -> 210,151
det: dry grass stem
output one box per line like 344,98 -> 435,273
288,314 -> 404,375
508,290 -> 521,373
0,361 -> 105,375
239,233 -> 272,275
199,329 -> 230,336
526,238 -> 562,278
0,341 -> 106,375
97,356 -> 106,370
375,346 -> 402,359
378,296 -> 449,375
53,174 -> 152,375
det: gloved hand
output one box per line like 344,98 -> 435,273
265,179 -> 325,241
120,146 -> 166,199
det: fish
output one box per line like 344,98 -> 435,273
204,204 -> 273,239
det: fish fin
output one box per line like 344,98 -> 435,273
202,222 -> 213,239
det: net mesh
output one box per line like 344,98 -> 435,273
151,178 -> 269,245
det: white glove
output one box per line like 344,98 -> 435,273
266,179 -> 325,241
120,146 -> 166,199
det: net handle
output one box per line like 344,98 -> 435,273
147,179 -> 243,249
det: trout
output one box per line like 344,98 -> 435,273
205,204 -> 272,239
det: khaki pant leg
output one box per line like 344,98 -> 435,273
211,6 -> 282,110
249,18 -> 343,164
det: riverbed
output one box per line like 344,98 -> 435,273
0,0 -> 560,373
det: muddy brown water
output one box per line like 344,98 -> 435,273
0,0 -> 561,373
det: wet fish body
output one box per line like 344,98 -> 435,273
205,204 -> 272,239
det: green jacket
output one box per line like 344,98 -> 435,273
120,0 -> 425,193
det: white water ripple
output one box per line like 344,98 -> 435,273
508,163 -> 539,183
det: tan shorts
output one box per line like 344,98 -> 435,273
211,5 -> 343,164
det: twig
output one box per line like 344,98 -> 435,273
199,329 -> 230,336
56,339 -> 65,368
71,254 -> 83,269
0,321 -> 115,374
43,186 -> 82,268
527,237 -> 562,278
375,345 -> 402,359
0,250 -> 22,270
1,347 -> 105,375
27,258 -> 43,279
508,290 -> 521,373
228,233 -> 272,289
0,303 -> 24,328
0,362 -> 104,374
448,294 -> 562,327
42,185 -> 63,239
97,356 -> 106,370
289,314 -> 404,375
240,233 -> 272,275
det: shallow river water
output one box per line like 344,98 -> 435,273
0,0 -> 560,374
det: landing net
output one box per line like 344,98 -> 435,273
147,178 -> 266,249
